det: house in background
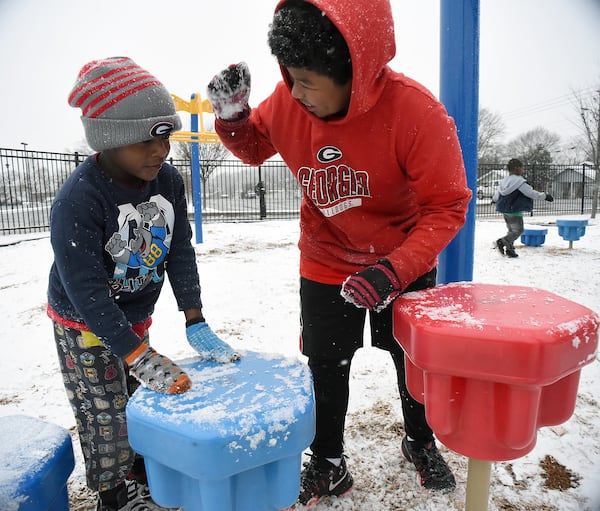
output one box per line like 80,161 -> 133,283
554,163 -> 596,199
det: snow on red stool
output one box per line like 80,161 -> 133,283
126,351 -> 315,511
393,283 -> 599,510
0,415 -> 75,511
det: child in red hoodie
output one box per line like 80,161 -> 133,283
208,0 -> 471,505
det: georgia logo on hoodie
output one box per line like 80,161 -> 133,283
298,146 -> 371,217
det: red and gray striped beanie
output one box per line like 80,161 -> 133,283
68,57 -> 181,151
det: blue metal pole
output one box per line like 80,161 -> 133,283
190,93 -> 203,243
437,0 -> 479,283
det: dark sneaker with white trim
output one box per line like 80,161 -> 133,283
294,454 -> 353,507
401,437 -> 456,492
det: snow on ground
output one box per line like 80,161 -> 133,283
0,216 -> 599,510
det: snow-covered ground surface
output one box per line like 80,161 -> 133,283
1,216 -> 599,510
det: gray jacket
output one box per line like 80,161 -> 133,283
492,175 -> 547,202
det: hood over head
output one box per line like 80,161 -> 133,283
273,0 -> 396,119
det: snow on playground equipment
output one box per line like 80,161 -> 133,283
520,225 -> 548,247
556,218 -> 588,249
126,351 -> 315,511
393,283 -> 599,511
0,415 -> 75,511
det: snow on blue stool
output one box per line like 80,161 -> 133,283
556,218 -> 588,249
0,415 -> 75,511
126,351 -> 315,511
520,225 -> 548,247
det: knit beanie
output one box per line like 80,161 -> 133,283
68,57 -> 182,151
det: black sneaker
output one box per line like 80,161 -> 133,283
505,248 -> 518,258
294,454 -> 353,507
401,437 -> 456,492
495,239 -> 505,255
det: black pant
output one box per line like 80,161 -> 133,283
300,269 -> 436,458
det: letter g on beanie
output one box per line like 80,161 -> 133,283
68,57 -> 182,151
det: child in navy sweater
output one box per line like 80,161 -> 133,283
48,57 -> 239,511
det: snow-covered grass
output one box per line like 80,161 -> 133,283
0,216 -> 598,510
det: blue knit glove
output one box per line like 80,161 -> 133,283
186,322 -> 240,363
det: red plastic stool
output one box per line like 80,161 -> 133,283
393,283 -> 599,510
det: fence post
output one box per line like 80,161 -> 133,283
257,166 -> 267,220
581,163 -> 586,214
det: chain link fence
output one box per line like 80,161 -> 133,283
0,148 -> 596,236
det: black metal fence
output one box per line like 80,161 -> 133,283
475,162 -> 597,220
0,148 -> 596,236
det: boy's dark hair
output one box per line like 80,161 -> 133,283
507,158 -> 523,173
268,0 -> 352,85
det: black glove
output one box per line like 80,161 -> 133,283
340,259 -> 403,312
544,193 -> 554,202
207,62 -> 251,121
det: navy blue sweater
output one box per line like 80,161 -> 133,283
48,155 -> 202,357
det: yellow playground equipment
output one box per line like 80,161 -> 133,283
170,93 -> 220,144
170,92 -> 221,242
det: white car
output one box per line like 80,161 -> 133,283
476,182 -> 497,199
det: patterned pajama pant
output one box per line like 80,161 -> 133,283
52,321 -> 145,492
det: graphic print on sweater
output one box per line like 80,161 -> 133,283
297,146 -> 372,217
105,194 -> 174,296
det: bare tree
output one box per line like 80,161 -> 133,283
505,127 -> 561,191
173,141 -> 230,209
506,127 -> 561,163
573,87 -> 600,217
478,107 -> 506,165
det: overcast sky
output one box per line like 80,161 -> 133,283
0,0 -> 598,154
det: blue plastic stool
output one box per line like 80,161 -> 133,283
0,415 -> 75,511
556,218 -> 588,248
520,226 -> 548,247
126,351 -> 315,511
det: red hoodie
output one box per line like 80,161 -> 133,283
215,0 -> 471,289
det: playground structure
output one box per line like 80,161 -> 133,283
393,283 -> 599,510
170,94 -> 220,145
556,218 -> 589,249
127,352 -> 315,511
0,415 -> 75,511
520,225 -> 548,247
170,92 -> 221,243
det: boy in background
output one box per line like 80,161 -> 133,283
493,158 -> 553,258
48,57 -> 239,511
207,0 -> 471,506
